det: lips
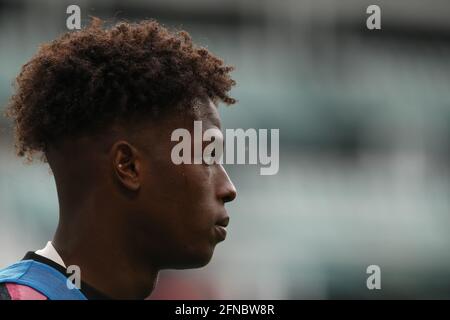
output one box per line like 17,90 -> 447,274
215,216 -> 230,241
216,216 -> 230,228
215,225 -> 227,241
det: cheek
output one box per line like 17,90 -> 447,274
168,163 -> 215,207
143,161 -> 217,233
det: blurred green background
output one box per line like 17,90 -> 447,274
0,0 -> 450,299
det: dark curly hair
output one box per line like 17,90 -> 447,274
5,17 -> 236,161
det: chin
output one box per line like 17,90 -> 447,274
173,244 -> 216,269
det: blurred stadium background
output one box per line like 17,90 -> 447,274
0,0 -> 449,299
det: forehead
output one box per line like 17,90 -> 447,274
136,98 -> 222,142
192,98 -> 221,129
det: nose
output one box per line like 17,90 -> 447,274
222,183 -> 237,203
217,165 -> 237,204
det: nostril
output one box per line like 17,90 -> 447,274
223,187 -> 237,203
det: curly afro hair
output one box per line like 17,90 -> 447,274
6,18 -> 236,161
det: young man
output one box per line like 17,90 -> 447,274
0,18 -> 237,300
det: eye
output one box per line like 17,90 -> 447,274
203,148 -> 216,166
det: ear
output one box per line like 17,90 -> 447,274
111,141 -> 141,192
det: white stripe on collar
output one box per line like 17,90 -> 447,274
35,241 -> 67,268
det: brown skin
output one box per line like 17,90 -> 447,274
49,99 -> 236,299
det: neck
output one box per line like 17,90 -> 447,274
52,210 -> 159,300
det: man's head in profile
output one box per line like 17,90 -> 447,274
2,18 -> 237,299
